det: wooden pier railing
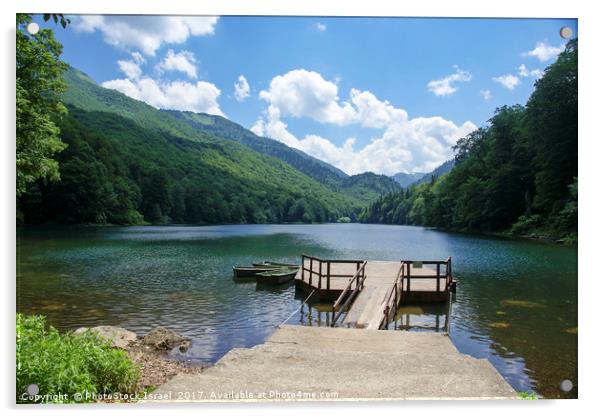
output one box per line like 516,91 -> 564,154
331,261 -> 368,326
300,254 -> 364,291
379,257 -> 453,329
400,258 -> 453,294
380,262 -> 406,329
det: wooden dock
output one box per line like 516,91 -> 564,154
294,255 -> 455,330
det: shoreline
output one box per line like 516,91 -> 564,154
16,222 -> 577,245
73,325 -> 210,396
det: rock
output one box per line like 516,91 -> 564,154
178,340 -> 191,353
142,327 -> 190,352
74,326 -> 137,349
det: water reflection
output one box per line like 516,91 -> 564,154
388,302 -> 453,333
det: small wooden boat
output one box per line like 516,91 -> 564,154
252,261 -> 300,268
232,265 -> 281,279
256,268 -> 299,285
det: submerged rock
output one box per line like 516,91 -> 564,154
501,299 -> 545,309
142,326 -> 191,352
74,325 -> 137,349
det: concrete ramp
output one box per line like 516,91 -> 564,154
152,326 -> 517,401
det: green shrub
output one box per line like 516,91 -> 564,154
16,314 -> 139,403
509,214 -> 543,236
518,391 -> 539,400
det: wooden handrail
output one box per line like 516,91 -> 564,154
379,261 -> 406,329
331,261 -> 368,326
301,254 -> 365,290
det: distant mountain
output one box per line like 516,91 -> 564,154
340,172 -> 401,202
391,172 -> 425,187
414,160 -> 456,185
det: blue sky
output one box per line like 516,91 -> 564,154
36,15 -> 577,175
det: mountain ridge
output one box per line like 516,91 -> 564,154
62,66 -> 397,204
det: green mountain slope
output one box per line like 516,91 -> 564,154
61,67 -> 397,205
64,68 -> 394,203
19,68 -> 367,225
164,110 -> 348,186
339,172 -> 401,202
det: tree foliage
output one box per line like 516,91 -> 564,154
16,14 -> 68,197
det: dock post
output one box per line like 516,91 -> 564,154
436,263 -> 440,293
327,261 -> 331,291
309,258 -> 313,286
318,261 -> 322,289
407,262 -> 411,293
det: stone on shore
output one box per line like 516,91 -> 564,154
74,325 -> 137,349
142,326 -> 190,352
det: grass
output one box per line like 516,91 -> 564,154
16,314 -> 140,403
518,391 -> 539,400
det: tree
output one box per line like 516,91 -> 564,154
525,39 -> 577,214
16,14 -> 68,197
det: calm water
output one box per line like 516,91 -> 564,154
16,224 -> 577,398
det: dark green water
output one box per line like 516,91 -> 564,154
16,224 -> 577,398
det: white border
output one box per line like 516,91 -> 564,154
3,1 -> 600,417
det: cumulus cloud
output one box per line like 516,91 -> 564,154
102,47 -> 223,115
523,41 -> 565,62
156,49 -> 197,78
117,52 -> 145,79
234,75 -> 250,102
315,22 -> 327,32
72,15 -> 219,56
480,89 -> 492,100
518,64 -> 543,79
427,66 -> 472,97
102,77 -> 223,115
252,69 -> 476,175
259,69 -> 356,125
492,73 -> 520,90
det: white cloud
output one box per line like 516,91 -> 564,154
252,69 -> 476,175
72,15 -> 219,56
427,66 -> 472,97
102,77 -> 224,116
117,55 -> 144,80
480,89 -> 492,100
492,73 -> 520,90
523,41 -> 565,62
156,49 -> 197,78
315,22 -> 327,32
518,64 -> 544,79
234,75 -> 250,102
259,69 -> 356,125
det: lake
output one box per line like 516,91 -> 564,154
16,224 -> 577,398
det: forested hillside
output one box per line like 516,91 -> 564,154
339,172 -> 401,201
360,40 -> 577,242
19,106 -> 361,224
19,64 -> 375,224
17,55 -> 408,225
165,110 -> 348,186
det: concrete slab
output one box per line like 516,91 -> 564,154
151,325 -> 517,402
